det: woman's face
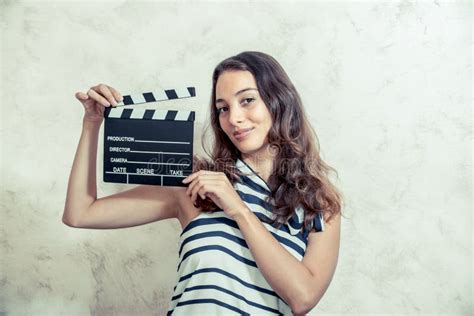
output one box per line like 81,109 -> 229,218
215,70 -> 273,159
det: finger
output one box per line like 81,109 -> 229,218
183,171 -> 221,184
184,172 -> 202,193
190,181 -> 205,203
197,186 -> 214,200
88,88 -> 111,107
182,171 -> 200,184
75,92 -> 89,101
195,182 -> 222,201
191,183 -> 207,204
182,170 -> 215,184
190,180 -> 222,203
186,176 -> 200,196
185,174 -> 222,195
108,86 -> 123,103
97,84 -> 118,106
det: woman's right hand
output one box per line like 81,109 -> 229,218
75,84 -> 123,124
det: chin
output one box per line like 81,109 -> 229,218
237,144 -> 263,155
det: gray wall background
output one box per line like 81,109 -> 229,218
1,0 -> 472,315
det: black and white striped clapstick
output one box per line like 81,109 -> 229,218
105,107 -> 195,121
103,86 -> 196,187
114,86 -> 196,107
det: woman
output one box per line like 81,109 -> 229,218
63,51 -> 343,315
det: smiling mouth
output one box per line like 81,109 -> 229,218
234,128 -> 254,140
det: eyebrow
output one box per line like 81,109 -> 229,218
215,88 -> 258,104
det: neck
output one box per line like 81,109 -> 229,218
240,145 -> 278,183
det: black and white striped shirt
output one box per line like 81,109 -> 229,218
167,158 -> 324,315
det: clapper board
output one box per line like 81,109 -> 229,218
103,87 -> 196,187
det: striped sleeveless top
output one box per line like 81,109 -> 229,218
167,158 -> 325,315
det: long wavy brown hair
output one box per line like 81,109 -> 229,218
193,51 -> 344,232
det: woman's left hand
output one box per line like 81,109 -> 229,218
182,170 -> 249,220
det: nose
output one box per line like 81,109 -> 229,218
227,105 -> 245,126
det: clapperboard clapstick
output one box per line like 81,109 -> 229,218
103,87 -> 196,187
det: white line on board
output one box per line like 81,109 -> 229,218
105,171 -> 187,178
130,150 -> 190,155
135,140 -> 190,145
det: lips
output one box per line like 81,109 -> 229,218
233,128 -> 254,140
233,128 -> 253,136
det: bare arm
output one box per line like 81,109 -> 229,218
62,119 -> 101,225
62,84 -> 183,229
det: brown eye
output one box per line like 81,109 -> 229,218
216,107 -> 228,114
242,98 -> 255,105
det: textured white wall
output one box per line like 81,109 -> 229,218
1,1 -> 472,315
